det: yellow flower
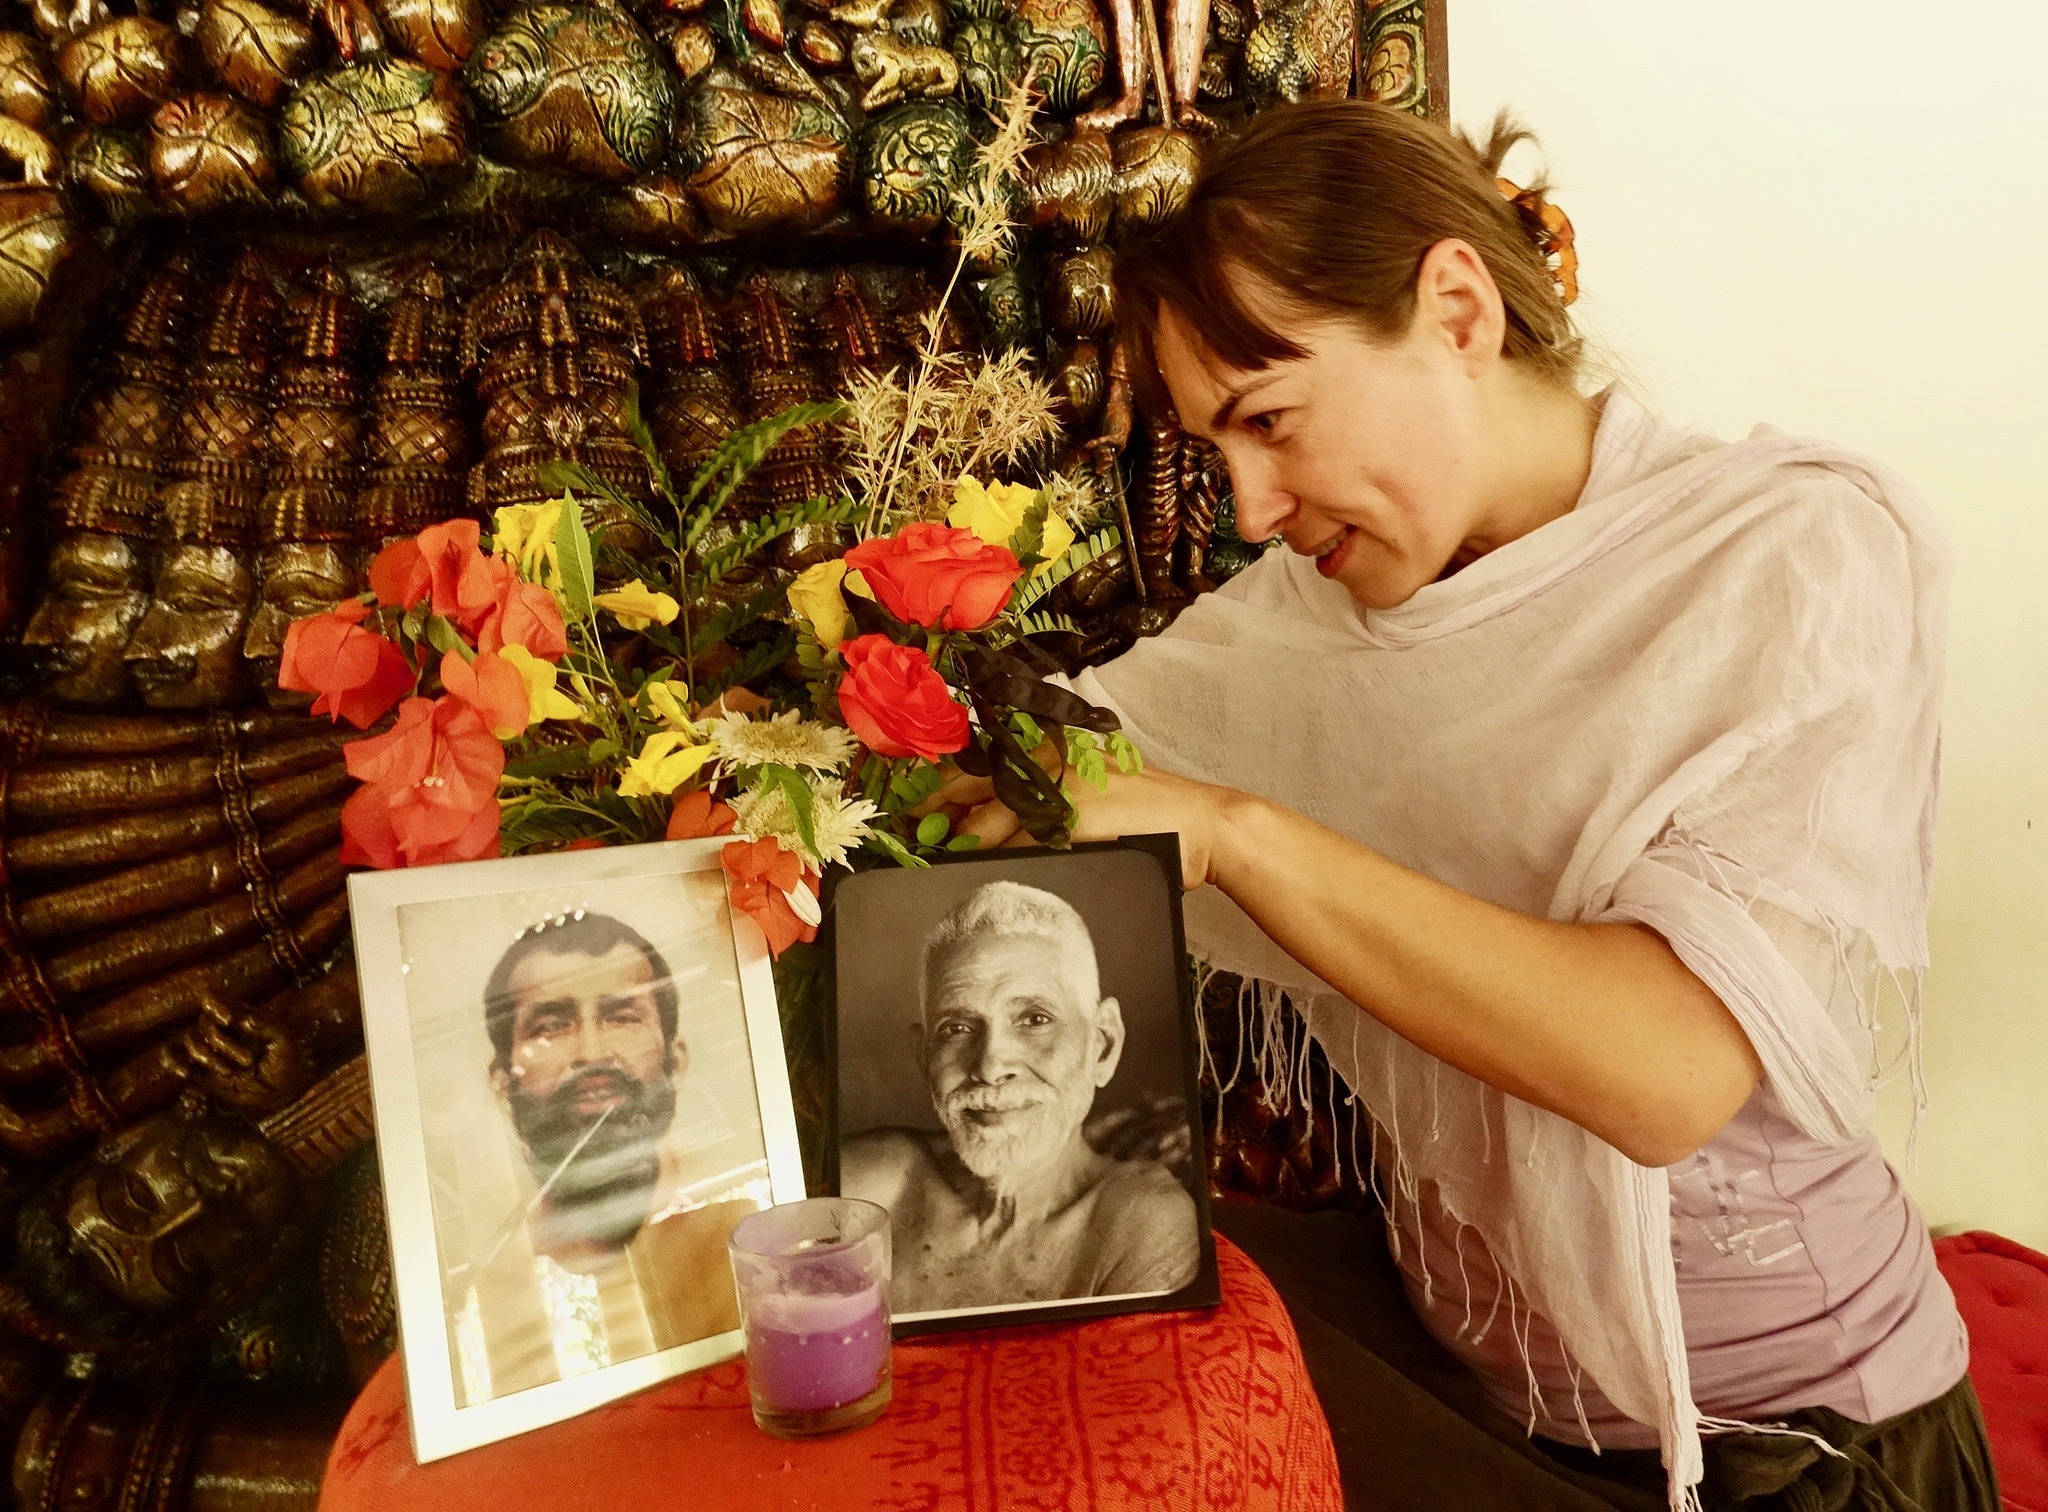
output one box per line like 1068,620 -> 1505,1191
641,678 -> 695,731
492,501 -> 563,584
498,644 -> 583,726
618,729 -> 714,798
948,475 -> 1074,576
787,560 -> 854,648
593,579 -> 680,632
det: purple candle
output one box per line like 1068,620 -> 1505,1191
730,1198 -> 894,1438
745,1285 -> 890,1412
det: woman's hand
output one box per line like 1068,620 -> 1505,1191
921,752 -> 1241,891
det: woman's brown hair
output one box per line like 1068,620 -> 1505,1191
1114,100 -> 1581,414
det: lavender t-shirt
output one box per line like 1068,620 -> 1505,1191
1393,397 -> 1970,1451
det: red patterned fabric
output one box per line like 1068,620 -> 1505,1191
1935,1230 -> 2048,1512
322,1234 -> 1342,1512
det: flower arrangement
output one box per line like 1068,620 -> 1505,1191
289,77 -> 1137,976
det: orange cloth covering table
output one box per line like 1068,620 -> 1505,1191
321,1234 -> 1343,1512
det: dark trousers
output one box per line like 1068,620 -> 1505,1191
1211,1203 -> 2001,1512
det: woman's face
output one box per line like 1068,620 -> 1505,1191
1153,258 -> 1502,614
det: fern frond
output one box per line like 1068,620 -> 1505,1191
1009,526 -> 1121,613
696,496 -> 863,586
537,461 -> 676,552
690,578 -> 791,655
681,402 -> 850,550
623,385 -> 678,508
695,632 -> 797,701
1015,609 -> 1080,639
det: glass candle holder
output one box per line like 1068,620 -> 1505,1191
728,1197 -> 893,1440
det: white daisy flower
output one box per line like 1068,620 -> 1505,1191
709,709 -> 858,777
732,775 -> 880,870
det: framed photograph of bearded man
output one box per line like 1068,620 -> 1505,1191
349,839 -> 806,1461
828,836 -> 1219,1332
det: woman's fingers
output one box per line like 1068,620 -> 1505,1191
912,742 -> 1063,819
957,797 -> 1024,848
912,769 -> 995,817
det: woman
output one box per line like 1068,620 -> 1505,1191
949,102 -> 1998,1511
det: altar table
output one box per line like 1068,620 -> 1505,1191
320,1234 -> 1342,1512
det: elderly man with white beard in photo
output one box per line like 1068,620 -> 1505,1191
841,881 -> 1200,1313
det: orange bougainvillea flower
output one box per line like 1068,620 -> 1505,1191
565,837 -> 608,851
476,579 -> 569,660
368,538 -> 431,610
667,790 -> 738,840
419,520 -> 516,637
339,696 -> 506,869
278,603 -> 415,729
340,782 -> 501,870
439,648 -> 528,739
720,837 -> 819,957
368,521 -> 516,638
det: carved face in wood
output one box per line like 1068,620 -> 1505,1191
243,542 -> 356,699
122,543 -> 256,709
21,532 -> 152,708
57,1111 -> 297,1313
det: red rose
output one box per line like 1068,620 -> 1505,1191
842,523 -> 1022,631
339,696 -> 505,869
721,837 -> 818,958
278,605 -> 415,729
835,633 -> 970,761
476,580 -> 569,660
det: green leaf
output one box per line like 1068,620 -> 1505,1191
1009,711 -> 1044,750
1065,727 -> 1110,791
425,615 -> 472,660
887,761 -> 945,809
695,495 -> 864,587
763,762 -> 820,861
623,384 -> 677,508
915,812 -> 950,847
504,749 -> 597,780
1010,489 -> 1053,568
695,633 -> 798,703
553,498 -> 596,622
681,401 -> 850,551
1016,610 -> 1081,639
945,834 -> 983,851
1108,730 -> 1144,775
863,828 -> 929,869
690,578 -> 789,655
400,604 -> 427,643
1010,526 -> 1122,614
585,737 -> 623,765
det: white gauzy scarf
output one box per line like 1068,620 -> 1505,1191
1071,394 -> 1950,1509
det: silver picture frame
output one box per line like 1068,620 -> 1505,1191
349,838 -> 806,1462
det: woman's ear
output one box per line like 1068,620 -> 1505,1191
1414,238 -> 1507,375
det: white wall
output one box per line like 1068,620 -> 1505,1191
1449,2 -> 2048,1248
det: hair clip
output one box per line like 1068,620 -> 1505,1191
1494,177 -> 1580,308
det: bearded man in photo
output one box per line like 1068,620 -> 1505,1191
841,881 -> 1200,1313
450,913 -> 755,1404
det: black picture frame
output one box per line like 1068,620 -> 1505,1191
820,833 -> 1220,1336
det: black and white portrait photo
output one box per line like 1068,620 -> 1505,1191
831,839 -> 1217,1328
350,840 -> 806,1460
